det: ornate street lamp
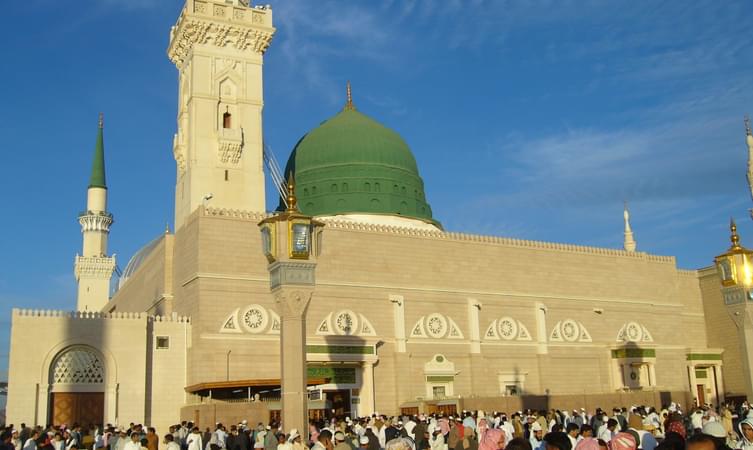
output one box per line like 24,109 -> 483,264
259,175 -> 323,438
714,219 -> 753,300
714,219 -> 753,401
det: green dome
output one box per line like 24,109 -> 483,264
281,107 -> 439,226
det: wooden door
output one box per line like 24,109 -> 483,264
50,392 -> 104,426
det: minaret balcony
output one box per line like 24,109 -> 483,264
74,254 -> 116,280
78,211 -> 114,233
218,128 -> 244,164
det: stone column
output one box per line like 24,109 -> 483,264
391,295 -> 406,353
275,288 -> 313,438
713,365 -> 725,406
37,384 -> 49,427
739,317 -> 753,399
360,362 -> 375,416
467,298 -> 481,354
535,302 -> 548,355
687,364 -> 698,406
105,384 -> 119,425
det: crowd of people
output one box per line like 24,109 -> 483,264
2,402 -> 753,450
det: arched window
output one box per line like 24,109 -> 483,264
50,347 -> 105,385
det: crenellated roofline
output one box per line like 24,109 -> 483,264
200,206 -> 677,264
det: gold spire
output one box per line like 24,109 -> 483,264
286,173 -> 298,212
745,115 -> 751,137
344,80 -> 355,111
98,112 -> 104,129
730,218 -> 742,250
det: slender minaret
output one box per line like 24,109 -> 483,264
74,114 -> 116,311
623,201 -> 637,252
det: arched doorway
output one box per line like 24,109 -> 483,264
48,346 -> 105,426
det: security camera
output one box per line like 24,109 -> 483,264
203,193 -> 214,201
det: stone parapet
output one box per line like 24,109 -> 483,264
678,269 -> 701,278
74,255 -> 116,279
200,206 -> 678,264
168,0 -> 275,66
11,308 -> 190,323
203,206 -> 268,220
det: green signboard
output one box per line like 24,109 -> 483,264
307,367 -> 357,384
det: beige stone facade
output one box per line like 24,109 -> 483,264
4,0 -> 747,432
6,206 -> 733,428
7,310 -> 188,432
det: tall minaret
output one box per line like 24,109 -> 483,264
167,0 -> 276,230
74,114 -> 116,311
623,202 -> 637,252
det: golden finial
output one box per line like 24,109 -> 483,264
286,173 -> 298,212
731,218 -> 742,250
745,115 -> 751,137
98,112 -> 104,129
344,80 -> 355,111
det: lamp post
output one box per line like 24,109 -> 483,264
714,219 -> 753,399
259,176 -> 323,438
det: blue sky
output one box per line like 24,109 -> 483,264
1,0 -> 753,396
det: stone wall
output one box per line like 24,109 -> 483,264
180,401 -> 269,429
107,209 -> 719,416
458,391 -> 692,415
6,310 -> 189,433
108,235 -> 171,315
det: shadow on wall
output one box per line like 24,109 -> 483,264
460,342 -> 691,414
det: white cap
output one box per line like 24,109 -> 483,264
531,423 -> 543,432
702,422 -> 727,438
359,436 -> 369,445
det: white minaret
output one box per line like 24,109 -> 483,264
74,114 -> 116,311
623,202 -> 637,252
167,0 -> 276,230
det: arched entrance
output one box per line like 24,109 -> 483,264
48,346 -> 105,426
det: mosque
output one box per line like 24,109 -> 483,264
6,0 -> 753,434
